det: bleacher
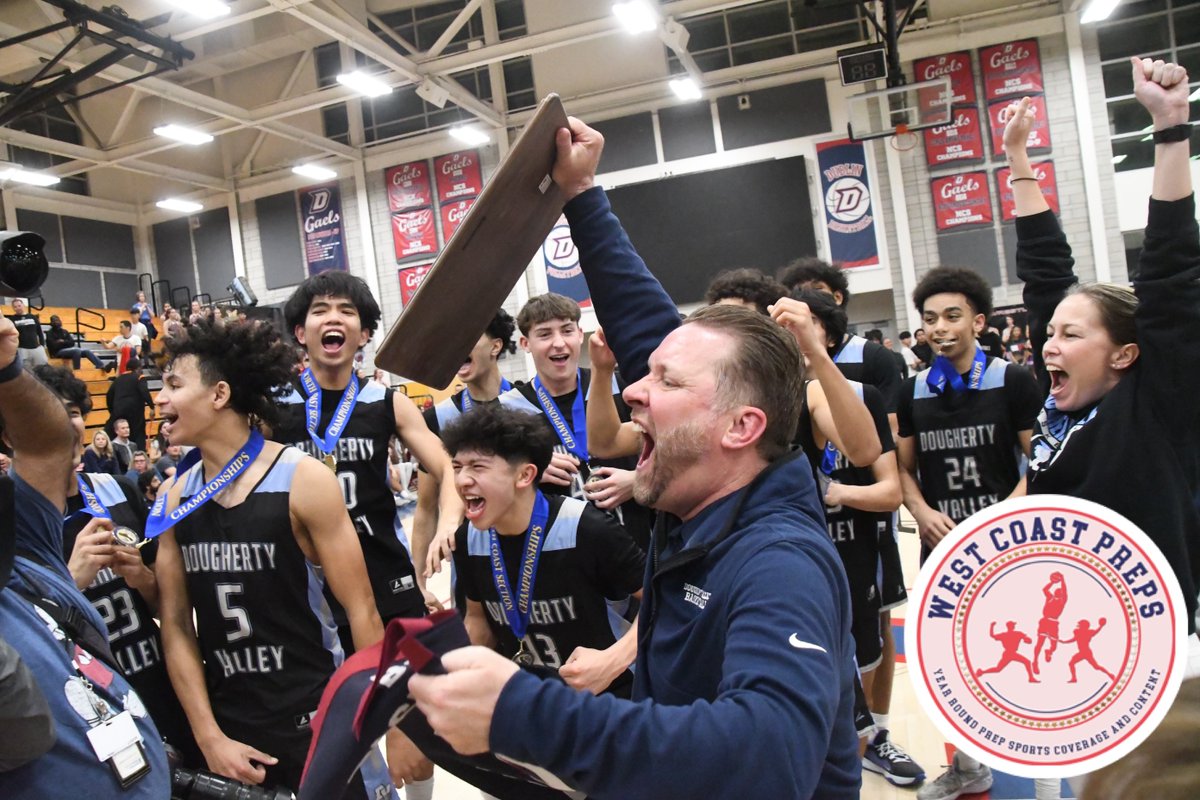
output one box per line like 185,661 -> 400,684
37,305 -> 165,438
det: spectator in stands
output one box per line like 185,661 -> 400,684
104,320 -> 142,373
163,308 -> 184,342
137,469 -> 160,511
899,331 -> 923,372
882,336 -> 909,380
188,299 -> 203,324
147,436 -> 163,464
128,310 -> 150,351
44,315 -> 108,371
81,430 -> 118,475
155,441 -> 182,479
5,299 -> 48,368
911,328 -> 934,369
110,418 -> 134,473
106,358 -> 153,449
132,290 -> 156,340
124,450 -> 151,482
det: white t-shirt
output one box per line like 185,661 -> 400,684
901,345 -> 921,370
130,322 -> 149,340
111,334 -> 142,351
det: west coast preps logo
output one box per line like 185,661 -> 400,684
907,496 -> 1186,778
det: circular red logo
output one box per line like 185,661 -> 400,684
907,495 -> 1187,777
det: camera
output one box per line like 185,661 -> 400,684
171,767 -> 294,800
0,231 -> 49,297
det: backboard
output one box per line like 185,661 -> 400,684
374,94 -> 569,387
846,77 -> 952,141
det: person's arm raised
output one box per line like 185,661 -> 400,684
585,328 -> 642,459
0,317 -> 75,509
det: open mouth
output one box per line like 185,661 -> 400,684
933,338 -> 955,353
160,412 -> 179,439
633,421 -> 654,470
463,494 -> 486,521
457,355 -> 474,376
321,330 -> 346,354
548,353 -> 570,367
1047,366 -> 1069,399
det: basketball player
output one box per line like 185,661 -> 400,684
1032,572 -> 1067,673
415,308 -> 517,583
274,270 -> 461,637
152,317 -> 401,796
30,365 -> 200,767
443,404 -> 644,695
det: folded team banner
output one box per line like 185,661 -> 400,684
299,182 -> 348,276
815,139 -> 881,269
932,171 -> 993,231
906,495 -> 1186,778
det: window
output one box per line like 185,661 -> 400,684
666,0 -> 886,76
6,101 -> 89,196
317,3 -> 530,145
1096,0 -> 1200,172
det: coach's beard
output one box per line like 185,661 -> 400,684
633,419 -> 708,509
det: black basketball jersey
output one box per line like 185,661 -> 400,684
797,382 -> 892,581
274,377 -> 423,619
453,495 -> 645,696
897,358 -> 1042,523
424,388 -> 502,437
499,370 -> 600,500
832,335 -> 902,413
174,448 -> 343,732
63,473 -> 199,762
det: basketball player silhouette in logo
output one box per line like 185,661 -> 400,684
1032,572 -> 1067,675
975,621 -> 1039,683
1061,618 -> 1115,684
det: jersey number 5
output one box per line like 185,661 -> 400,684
216,583 -> 253,643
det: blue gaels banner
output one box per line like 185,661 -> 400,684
300,182 -> 348,276
542,214 -> 591,309
815,139 -> 880,269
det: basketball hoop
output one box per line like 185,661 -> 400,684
890,123 -> 918,152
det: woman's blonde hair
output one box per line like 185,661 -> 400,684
1067,283 -> 1138,348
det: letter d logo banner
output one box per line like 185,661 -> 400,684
907,495 -> 1187,778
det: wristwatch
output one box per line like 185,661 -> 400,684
1152,123 -> 1192,144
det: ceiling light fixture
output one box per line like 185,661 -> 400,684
157,198 -> 203,213
669,77 -> 702,101
1080,0 -> 1121,24
336,71 -> 393,98
0,167 -> 60,187
449,125 -> 490,146
292,164 -> 338,181
162,0 -> 230,20
613,1 -> 658,34
153,124 -> 214,145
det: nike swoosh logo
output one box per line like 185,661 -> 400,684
788,634 -> 827,653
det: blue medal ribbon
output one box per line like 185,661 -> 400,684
532,371 -> 587,461
461,377 -> 512,413
926,345 -> 987,395
488,491 -> 550,643
819,346 -> 856,475
300,368 -> 360,460
144,430 -> 265,539
66,475 -> 112,524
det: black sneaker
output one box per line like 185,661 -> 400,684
865,730 -> 926,786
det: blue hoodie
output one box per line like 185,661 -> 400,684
488,187 -> 860,799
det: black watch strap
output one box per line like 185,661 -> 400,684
1152,123 -> 1192,144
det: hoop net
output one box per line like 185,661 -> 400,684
890,123 -> 918,152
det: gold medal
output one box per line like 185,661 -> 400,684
323,453 -> 338,472
112,526 -> 146,548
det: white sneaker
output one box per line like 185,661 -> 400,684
916,753 -> 993,800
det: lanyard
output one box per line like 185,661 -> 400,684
926,345 -> 987,395
144,430 -> 264,539
488,491 -> 550,642
461,377 -> 512,412
532,372 -> 587,461
300,369 -> 360,457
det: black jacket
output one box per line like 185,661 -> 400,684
44,326 -> 76,357
106,372 -> 153,416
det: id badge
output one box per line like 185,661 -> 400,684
86,710 -> 150,788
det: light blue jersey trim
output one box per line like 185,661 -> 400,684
913,358 -> 1008,399
87,472 -> 128,507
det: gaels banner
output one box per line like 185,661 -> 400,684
434,150 -> 482,203
392,208 -> 437,260
815,139 -> 880,269
399,264 -> 433,307
914,51 -> 976,115
386,161 -> 433,212
541,214 -> 591,308
924,107 -> 986,166
980,39 -> 1044,102
441,199 -> 475,243
932,171 -> 993,231
299,183 -> 348,276
988,95 -> 1051,155
996,161 -> 1060,221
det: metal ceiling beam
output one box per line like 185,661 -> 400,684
424,0 -> 482,60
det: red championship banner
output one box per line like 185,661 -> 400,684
385,161 -> 433,212
932,171 -> 993,231
399,264 -> 433,306
924,107 -> 986,166
980,39 -> 1044,102
391,209 -> 437,260
434,150 -> 482,203
914,51 -> 976,114
996,161 -> 1060,221
987,95 -> 1051,155
440,198 -> 475,242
